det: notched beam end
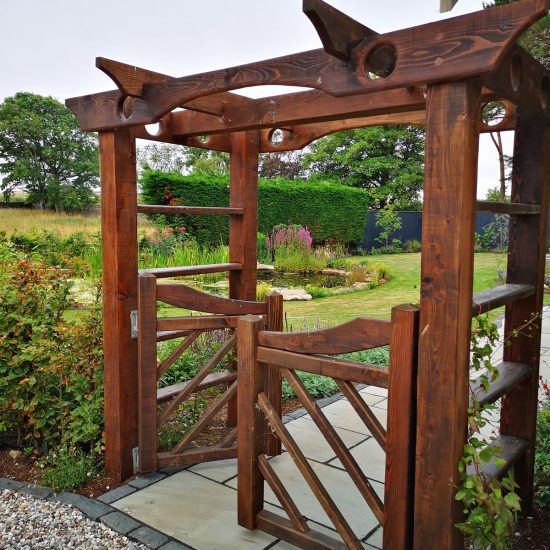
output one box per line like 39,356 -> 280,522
303,0 -> 378,61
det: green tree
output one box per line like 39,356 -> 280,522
0,92 -> 99,211
302,125 -> 425,209
259,151 -> 303,179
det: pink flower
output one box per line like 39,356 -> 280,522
178,227 -> 186,233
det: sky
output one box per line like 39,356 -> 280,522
0,0 -> 512,198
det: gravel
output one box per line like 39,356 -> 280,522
0,489 -> 149,549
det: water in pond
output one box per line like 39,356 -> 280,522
257,271 -> 345,288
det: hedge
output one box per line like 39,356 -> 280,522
140,171 -> 371,245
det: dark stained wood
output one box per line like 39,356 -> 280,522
472,283 -> 535,316
219,427 -> 238,448
157,445 -> 237,468
414,80 -> 481,550
156,329 -> 190,342
156,284 -> 266,314
139,262 -> 242,279
470,361 -> 533,408
283,368 -> 384,524
156,330 -> 202,378
256,510 -> 347,550
171,381 -> 238,453
465,435 -> 529,480
137,274 -> 158,474
156,370 -> 237,404
258,455 -> 309,533
257,392 -> 362,548
501,109 -> 550,513
157,315 -> 243,331
475,201 -> 540,215
335,380 -> 387,449
257,347 -> 389,388
237,315 -> 265,530
384,304 -> 419,550
258,317 -> 391,354
137,205 -> 243,216
303,0 -> 377,61
158,334 -> 237,424
99,129 -> 139,481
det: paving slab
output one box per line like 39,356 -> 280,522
114,470 -> 276,550
189,458 -> 238,484
328,436 -> 386,483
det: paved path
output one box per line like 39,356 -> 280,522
104,307 -> 550,550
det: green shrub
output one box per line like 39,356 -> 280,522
403,239 -> 421,253
282,372 -> 339,400
369,262 -> 393,282
345,265 -> 372,286
140,170 -> 371,245
535,383 -> 550,507
305,284 -> 328,299
256,282 -> 273,301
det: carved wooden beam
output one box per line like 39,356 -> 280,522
66,0 -> 548,132
303,0 -> 378,61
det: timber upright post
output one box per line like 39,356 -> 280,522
413,80 -> 481,549
227,130 -> 260,427
99,129 -> 139,481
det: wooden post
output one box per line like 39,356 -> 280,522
384,304 -> 419,550
265,292 -> 284,456
413,80 -> 481,550
228,130 -> 260,427
99,129 -> 139,481
138,274 -> 158,473
237,315 -> 265,530
500,110 -> 550,512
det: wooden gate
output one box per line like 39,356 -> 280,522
137,273 -> 283,472
237,305 -> 419,550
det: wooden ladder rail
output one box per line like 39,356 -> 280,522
238,305 -> 419,550
137,273 -> 283,473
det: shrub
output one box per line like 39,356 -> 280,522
345,265 -> 372,286
535,380 -> 550,507
140,170 -> 371,245
369,262 -> 393,282
282,371 -> 339,400
403,239 -> 421,253
256,282 -> 273,301
305,284 -> 328,299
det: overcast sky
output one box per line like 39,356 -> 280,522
0,0 -> 512,197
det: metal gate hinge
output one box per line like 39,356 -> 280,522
131,310 -> 138,339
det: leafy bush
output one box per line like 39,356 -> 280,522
345,265 -> 372,286
256,282 -> 273,301
403,239 -> 422,253
305,284 -> 328,299
535,380 -> 550,507
369,262 -> 393,282
0,253 -> 104,452
140,170 -> 371,245
282,371 -> 339,400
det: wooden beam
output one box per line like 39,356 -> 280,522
414,80 -> 481,550
99,129 -> 139,481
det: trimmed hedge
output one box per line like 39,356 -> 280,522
140,171 -> 371,245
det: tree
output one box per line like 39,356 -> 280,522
259,151 -> 303,179
137,143 -> 187,174
302,125 -> 425,209
0,92 -> 99,211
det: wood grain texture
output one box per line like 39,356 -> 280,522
99,129 -> 138,481
500,109 -> 550,513
258,317 -> 391,354
257,347 -> 389,387
237,315 -> 265,530
139,262 -> 242,279
414,80 -> 481,550
137,205 -> 243,216
472,283 -> 535,316
157,445 -> 237,468
137,274 -> 158,474
384,304 -> 419,550
156,283 -> 266,314
475,201 -> 540,215
156,370 -> 237,404
157,315 -> 243,331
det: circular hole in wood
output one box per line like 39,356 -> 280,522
510,54 -> 522,93
365,43 -> 397,80
198,135 -> 210,144
118,95 -> 135,120
145,122 -> 162,136
481,101 -> 506,127
270,128 -> 285,146
541,76 -> 550,112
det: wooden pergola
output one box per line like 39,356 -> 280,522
67,0 -> 550,548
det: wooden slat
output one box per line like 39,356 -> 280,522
139,262 -> 242,279
256,510 -> 346,550
156,330 -> 190,342
257,392 -> 362,548
157,445 -> 237,468
283,368 -> 384,524
156,330 -> 202,378
157,315 -> 242,331
157,370 -> 237,404
335,380 -> 387,449
100,129 -> 138,481
219,427 -> 238,448
475,201 -> 541,215
472,284 -> 535,316
171,381 -> 237,454
137,204 -> 244,216
257,347 -> 389,388
258,317 -> 391,354
470,361 -> 533,407
466,435 -> 529,480
156,284 -> 266,314
258,455 -> 309,533
158,334 -> 237,424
